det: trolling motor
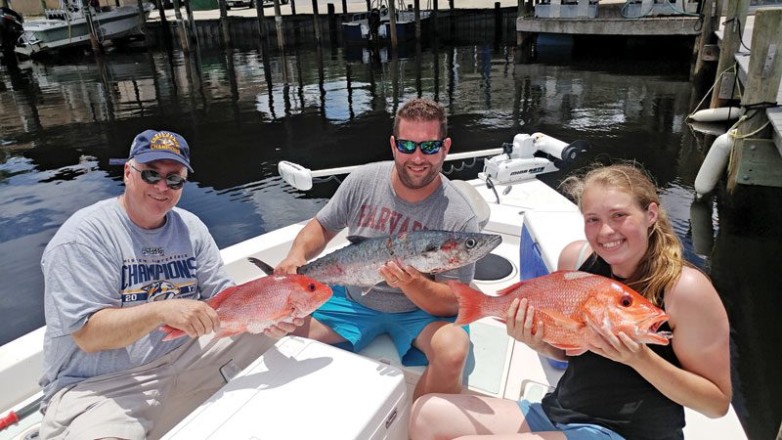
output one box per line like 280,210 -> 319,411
277,132 -> 590,191
479,133 -> 590,185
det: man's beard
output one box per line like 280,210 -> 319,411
397,161 -> 441,189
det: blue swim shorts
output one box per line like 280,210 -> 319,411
518,400 -> 626,440
312,285 -> 468,366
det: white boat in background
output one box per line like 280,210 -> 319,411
342,0 -> 431,44
0,133 -> 748,439
14,0 -> 154,58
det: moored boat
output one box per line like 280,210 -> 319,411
342,0 -> 431,44
14,0 -> 154,58
0,133 -> 748,439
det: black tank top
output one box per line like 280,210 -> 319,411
540,255 -> 685,440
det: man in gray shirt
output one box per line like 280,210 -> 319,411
39,130 -> 296,440
276,98 -> 479,400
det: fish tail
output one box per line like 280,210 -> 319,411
160,325 -> 186,341
247,257 -> 275,275
448,281 -> 488,325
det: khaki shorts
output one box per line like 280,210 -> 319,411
40,333 -> 275,440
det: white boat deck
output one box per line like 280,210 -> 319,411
0,176 -> 748,439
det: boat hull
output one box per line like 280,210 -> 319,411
341,10 -> 431,45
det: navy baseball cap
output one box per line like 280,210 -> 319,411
128,130 -> 193,172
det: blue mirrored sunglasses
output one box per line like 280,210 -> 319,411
130,164 -> 187,190
395,139 -> 444,155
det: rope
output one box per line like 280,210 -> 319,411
722,17 -> 751,53
687,63 -> 741,116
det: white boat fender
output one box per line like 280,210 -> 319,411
689,107 -> 741,122
694,131 -> 734,197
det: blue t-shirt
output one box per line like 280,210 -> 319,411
40,198 -> 233,406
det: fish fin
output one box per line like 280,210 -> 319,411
160,325 -> 186,341
548,341 -> 583,351
360,283 -> 383,296
346,235 -> 369,244
247,257 -> 275,275
206,285 -> 239,310
496,280 -> 526,297
215,327 -> 246,338
537,308 -> 583,332
268,307 -> 297,322
448,281 -> 489,325
565,348 -> 588,356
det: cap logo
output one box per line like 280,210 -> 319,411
150,132 -> 183,157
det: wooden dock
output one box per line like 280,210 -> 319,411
715,14 -> 782,155
713,10 -> 782,188
516,0 -> 702,36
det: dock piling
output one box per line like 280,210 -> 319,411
218,0 -> 230,44
709,0 -> 749,108
727,8 -> 782,191
690,0 -> 721,82
255,0 -> 267,45
327,3 -> 337,46
389,0 -> 398,49
311,0 -> 322,44
274,0 -> 285,51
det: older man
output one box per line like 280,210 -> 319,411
39,130 -> 295,440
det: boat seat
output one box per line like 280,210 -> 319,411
451,180 -> 514,282
451,180 -> 490,230
358,319 -> 514,398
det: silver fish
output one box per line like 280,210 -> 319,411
251,230 -> 501,294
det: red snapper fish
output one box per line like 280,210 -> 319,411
160,272 -> 333,341
449,270 -> 671,356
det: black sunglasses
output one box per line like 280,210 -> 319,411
395,139 -> 444,155
130,164 -> 187,190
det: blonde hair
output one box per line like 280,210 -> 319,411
393,98 -> 448,139
560,163 -> 684,305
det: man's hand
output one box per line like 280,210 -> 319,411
274,255 -> 306,275
158,299 -> 220,339
378,261 -> 426,289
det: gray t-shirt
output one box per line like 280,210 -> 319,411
40,198 -> 233,405
316,161 -> 479,312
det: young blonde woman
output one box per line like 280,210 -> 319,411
409,163 -> 731,440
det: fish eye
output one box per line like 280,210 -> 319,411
465,238 -> 476,249
620,295 -> 633,307
425,244 -> 438,253
308,283 -> 316,291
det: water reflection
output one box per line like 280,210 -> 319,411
1,40 -> 778,438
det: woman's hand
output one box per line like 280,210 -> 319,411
585,317 -> 649,366
263,318 -> 305,338
506,298 -> 549,353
